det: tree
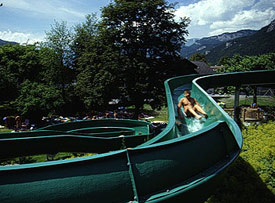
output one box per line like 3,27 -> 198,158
0,44 -> 42,102
218,56 -> 230,66
189,53 -> 208,64
72,14 -> 99,73
217,53 -> 275,103
97,0 -> 190,115
71,14 -> 122,110
44,21 -> 75,100
15,80 -> 64,121
74,41 -> 126,110
217,53 -> 275,73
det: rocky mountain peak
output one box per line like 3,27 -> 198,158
266,19 -> 275,33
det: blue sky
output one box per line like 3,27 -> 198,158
0,0 -> 274,44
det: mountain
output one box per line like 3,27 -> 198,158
0,39 -> 18,46
181,29 -> 256,59
206,20 -> 275,64
184,38 -> 199,47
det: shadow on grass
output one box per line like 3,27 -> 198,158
206,157 -> 275,203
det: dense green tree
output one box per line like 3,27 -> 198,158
0,42 -> 76,118
217,53 -> 275,73
217,53 -> 275,103
45,21 -> 73,68
72,14 -> 99,73
74,42 -> 126,110
37,46 -> 61,84
0,44 -> 42,102
96,0 -> 190,115
44,21 -> 75,100
189,52 -> 208,64
72,14 -> 123,110
218,56 -> 230,66
15,80 -> 64,121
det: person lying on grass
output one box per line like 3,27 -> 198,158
177,90 -> 208,120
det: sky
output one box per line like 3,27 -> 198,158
0,0 -> 274,44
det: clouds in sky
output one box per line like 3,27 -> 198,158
0,30 -> 43,44
1,0 -> 93,43
0,0 -> 116,44
175,0 -> 275,38
1,0 -> 274,43
6,0 -> 86,21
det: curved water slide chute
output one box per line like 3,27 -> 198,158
0,70 -> 274,202
0,119 -> 152,159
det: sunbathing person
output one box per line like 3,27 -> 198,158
177,90 -> 208,120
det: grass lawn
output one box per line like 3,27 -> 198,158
143,104 -> 168,122
0,152 -> 96,166
0,128 -> 12,133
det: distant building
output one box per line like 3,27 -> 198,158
176,59 -> 198,75
190,61 -> 216,74
210,65 -> 224,73
163,59 -> 197,78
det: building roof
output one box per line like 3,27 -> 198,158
190,61 -> 216,74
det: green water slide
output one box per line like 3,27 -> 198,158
0,70 -> 274,202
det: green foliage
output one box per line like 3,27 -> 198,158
189,52 -> 208,64
216,53 -> 275,95
0,44 -> 43,102
72,0 -> 192,113
15,80 -> 64,119
96,0 -> 191,113
0,1 -> 193,117
44,20 -> 76,105
0,42 -> 78,119
241,123 -> 275,191
0,128 -> 12,133
218,56 -> 230,66
206,122 -> 275,203
72,14 -> 99,73
143,104 -> 168,122
217,53 -> 275,73
38,45 -> 62,84
45,20 -> 73,68
74,46 -> 124,110
72,14 -> 124,110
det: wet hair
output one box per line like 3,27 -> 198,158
184,90 -> 191,94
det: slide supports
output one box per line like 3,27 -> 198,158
234,85 -> 241,121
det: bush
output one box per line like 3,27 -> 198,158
206,121 -> 275,203
241,122 -> 275,192
15,80 -> 64,121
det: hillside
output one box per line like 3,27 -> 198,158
206,20 -> 275,64
0,39 -> 17,46
181,29 -> 256,59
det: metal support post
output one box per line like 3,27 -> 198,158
234,86 -> 240,121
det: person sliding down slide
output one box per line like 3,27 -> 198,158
177,90 -> 208,120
